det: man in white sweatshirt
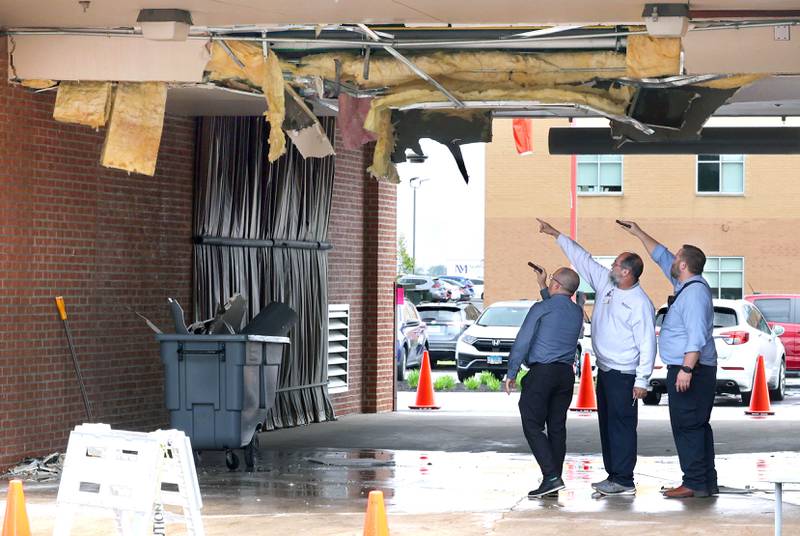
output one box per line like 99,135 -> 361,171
538,218 -> 656,496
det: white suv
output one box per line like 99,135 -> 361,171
647,299 -> 786,406
455,300 -> 535,382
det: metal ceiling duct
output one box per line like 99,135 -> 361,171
548,127 -> 800,154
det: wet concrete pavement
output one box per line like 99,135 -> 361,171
9,448 -> 800,535
5,379 -> 800,534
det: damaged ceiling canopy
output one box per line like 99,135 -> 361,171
6,11 -> 787,181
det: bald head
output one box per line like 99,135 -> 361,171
552,267 -> 580,296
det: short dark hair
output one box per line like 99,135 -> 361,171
680,244 -> 706,275
555,267 -> 580,295
620,252 -> 644,280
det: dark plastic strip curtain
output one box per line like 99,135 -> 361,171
193,116 -> 336,429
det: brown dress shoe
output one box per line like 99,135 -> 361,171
664,485 -> 710,498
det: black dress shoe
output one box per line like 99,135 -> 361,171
529,477 -> 565,498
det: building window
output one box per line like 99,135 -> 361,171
697,154 -> 744,194
577,155 -> 623,194
703,257 -> 744,299
577,256 -> 616,301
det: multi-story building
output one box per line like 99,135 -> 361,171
485,118 -> 800,309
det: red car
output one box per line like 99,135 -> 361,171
744,294 -> 800,372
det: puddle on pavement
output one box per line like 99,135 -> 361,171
186,448 -> 800,516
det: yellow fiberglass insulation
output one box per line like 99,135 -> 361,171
101,82 -> 167,176
53,81 -> 113,129
625,35 -> 681,78
364,80 -> 631,182
293,50 -> 627,89
263,51 -> 287,162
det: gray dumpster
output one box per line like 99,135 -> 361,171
157,334 -> 289,470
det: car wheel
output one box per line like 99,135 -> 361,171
397,347 -> 408,382
642,391 -> 662,406
457,370 -> 472,383
770,360 -> 786,401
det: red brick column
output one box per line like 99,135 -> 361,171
328,133 -> 397,414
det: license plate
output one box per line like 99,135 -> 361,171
427,325 -> 442,333
487,355 -> 503,365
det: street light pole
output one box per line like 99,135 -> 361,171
409,177 -> 430,274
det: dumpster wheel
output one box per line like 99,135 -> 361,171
225,449 -> 239,471
244,432 -> 260,470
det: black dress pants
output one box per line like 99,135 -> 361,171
596,368 -> 638,487
518,362 -> 575,479
666,364 -> 718,492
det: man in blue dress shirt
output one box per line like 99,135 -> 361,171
505,264 -> 584,499
620,220 -> 718,499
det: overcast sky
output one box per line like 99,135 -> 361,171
396,139 -> 485,275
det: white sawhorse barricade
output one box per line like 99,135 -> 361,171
53,424 -> 204,536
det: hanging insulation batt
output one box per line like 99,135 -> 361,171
53,81 -> 113,129
101,82 -> 167,176
626,35 -> 682,78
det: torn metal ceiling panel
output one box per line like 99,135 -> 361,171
5,20 -> 792,179
390,109 -> 492,184
612,85 -> 739,143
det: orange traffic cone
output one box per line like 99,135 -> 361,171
745,355 -> 774,416
409,350 -> 440,410
363,490 -> 389,536
570,352 -> 597,412
2,480 -> 31,536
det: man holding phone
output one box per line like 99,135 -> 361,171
618,220 -> 718,499
505,263 -> 583,498
537,218 -> 656,496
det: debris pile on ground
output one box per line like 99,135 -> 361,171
4,452 -> 64,482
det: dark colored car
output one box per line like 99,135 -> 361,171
396,301 -> 428,381
745,294 -> 800,372
397,275 -> 448,303
416,303 -> 481,366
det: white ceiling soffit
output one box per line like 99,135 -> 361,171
4,0 -> 800,28
1,0 -> 637,27
166,85 -> 266,116
10,35 -> 209,82
684,27 -> 800,74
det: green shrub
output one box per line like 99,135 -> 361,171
463,375 -> 481,390
406,369 -> 420,388
478,370 -> 496,385
484,375 -> 502,392
433,375 -> 456,391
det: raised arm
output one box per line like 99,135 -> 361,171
617,220 -> 660,256
537,218 -> 607,291
617,220 -> 677,286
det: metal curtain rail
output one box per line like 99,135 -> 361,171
194,236 -> 333,250
276,381 -> 329,393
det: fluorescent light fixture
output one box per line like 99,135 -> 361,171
642,3 -> 689,37
137,9 -> 193,41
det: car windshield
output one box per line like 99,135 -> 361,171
477,305 -> 531,327
419,309 -> 460,322
655,307 -> 738,328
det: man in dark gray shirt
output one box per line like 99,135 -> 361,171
505,264 -> 584,498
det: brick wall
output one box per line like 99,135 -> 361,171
328,133 -> 397,414
486,118 -> 800,306
0,37 -> 195,469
